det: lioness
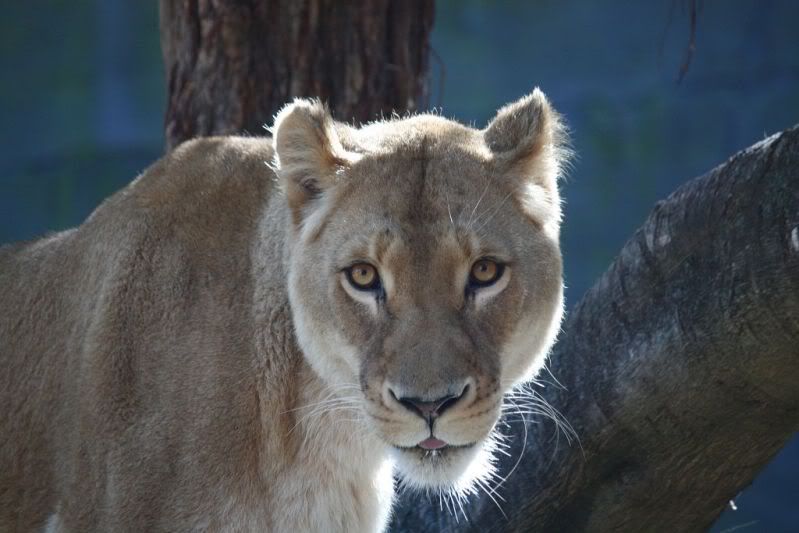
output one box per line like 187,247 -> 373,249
0,90 -> 567,532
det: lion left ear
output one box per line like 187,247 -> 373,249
271,98 -> 358,224
483,89 -> 569,235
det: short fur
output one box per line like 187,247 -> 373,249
0,91 -> 567,532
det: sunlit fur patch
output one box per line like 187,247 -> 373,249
288,264 -> 363,390
500,287 -> 564,387
517,181 -> 562,241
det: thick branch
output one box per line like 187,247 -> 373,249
159,0 -> 434,150
393,128 -> 799,531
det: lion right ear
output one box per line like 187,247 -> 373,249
271,99 -> 357,223
483,89 -> 569,237
483,88 -> 567,193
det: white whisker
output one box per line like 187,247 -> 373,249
466,180 -> 492,228
488,398 -> 529,497
473,189 -> 514,235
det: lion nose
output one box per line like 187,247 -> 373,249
390,384 -> 470,421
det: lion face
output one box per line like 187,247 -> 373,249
273,91 -> 567,490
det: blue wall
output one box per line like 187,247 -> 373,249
1,1 -> 796,530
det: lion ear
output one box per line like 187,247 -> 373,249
271,99 -> 357,222
483,89 -> 568,234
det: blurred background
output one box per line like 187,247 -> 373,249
1,1 -> 797,530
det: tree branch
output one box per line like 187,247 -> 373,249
392,126 -> 799,531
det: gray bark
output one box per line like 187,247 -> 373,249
392,126 -> 799,531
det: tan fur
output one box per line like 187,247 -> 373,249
0,91 -> 567,531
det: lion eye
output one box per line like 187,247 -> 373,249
469,259 -> 503,287
346,263 -> 381,291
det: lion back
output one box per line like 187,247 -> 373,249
0,136 -> 276,530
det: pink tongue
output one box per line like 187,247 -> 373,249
418,437 -> 448,450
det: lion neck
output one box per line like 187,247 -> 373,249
247,201 -> 395,531
247,352 -> 394,531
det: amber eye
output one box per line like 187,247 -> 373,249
469,259 -> 503,287
346,263 -> 381,291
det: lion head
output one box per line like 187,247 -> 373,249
272,90 -> 567,492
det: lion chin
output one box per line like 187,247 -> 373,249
389,437 -> 498,494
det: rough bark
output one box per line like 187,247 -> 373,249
391,127 -> 799,531
159,0 -> 434,149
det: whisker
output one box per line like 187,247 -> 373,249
541,363 -> 567,390
287,404 -> 362,437
503,382 -> 582,453
444,186 -> 455,228
282,397 -> 361,414
488,398 -> 529,497
454,491 -> 468,523
467,180 -> 492,228
473,189 -> 514,235
474,477 -> 507,520
443,491 -> 455,518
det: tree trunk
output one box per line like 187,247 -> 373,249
159,0 -> 434,150
391,127 -> 799,531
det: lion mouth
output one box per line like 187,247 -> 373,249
394,440 -> 477,457
417,437 -> 448,450
389,438 -> 490,489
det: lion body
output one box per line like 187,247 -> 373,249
1,92 -> 567,532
